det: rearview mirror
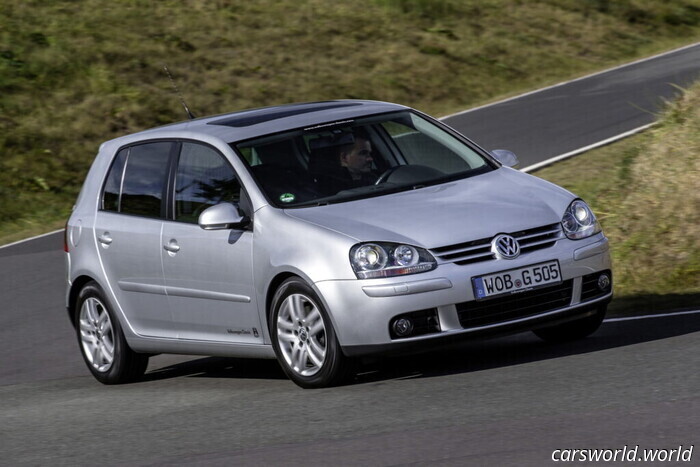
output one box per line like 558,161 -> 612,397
198,203 -> 250,230
491,149 -> 520,169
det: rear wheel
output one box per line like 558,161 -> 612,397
76,282 -> 149,384
533,305 -> 607,343
270,278 -> 347,388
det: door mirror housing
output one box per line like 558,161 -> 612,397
491,149 -> 520,169
198,203 -> 250,230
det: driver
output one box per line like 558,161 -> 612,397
336,129 -> 377,187
308,129 -> 379,196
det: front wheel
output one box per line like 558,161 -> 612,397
533,305 -> 607,343
270,278 -> 348,388
75,282 -> 149,384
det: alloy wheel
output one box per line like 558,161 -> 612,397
276,293 -> 327,376
79,297 -> 115,372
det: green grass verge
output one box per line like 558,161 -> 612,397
2,1 -> 700,245
534,82 -> 700,315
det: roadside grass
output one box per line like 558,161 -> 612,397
1,1 -> 700,245
534,83 -> 700,315
0,201 -> 68,247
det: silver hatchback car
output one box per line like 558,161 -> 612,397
65,100 -> 612,388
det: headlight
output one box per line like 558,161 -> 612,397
350,242 -> 437,279
353,243 -> 388,271
561,199 -> 602,239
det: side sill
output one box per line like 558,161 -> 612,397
127,336 -> 276,359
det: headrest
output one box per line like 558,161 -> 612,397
308,133 -> 355,151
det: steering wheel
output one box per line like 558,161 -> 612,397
374,166 -> 402,185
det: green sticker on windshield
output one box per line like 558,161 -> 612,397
279,193 -> 296,203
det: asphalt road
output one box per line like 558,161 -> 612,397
443,42 -> 700,168
1,43 -> 699,466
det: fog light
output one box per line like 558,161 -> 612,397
392,318 -> 414,337
598,273 -> 611,291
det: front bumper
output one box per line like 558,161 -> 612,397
314,234 -> 612,355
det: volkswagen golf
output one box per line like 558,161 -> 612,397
65,100 -> 612,388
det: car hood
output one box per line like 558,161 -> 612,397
285,168 -> 575,249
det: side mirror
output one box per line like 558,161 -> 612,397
491,149 -> 520,169
198,203 -> 250,230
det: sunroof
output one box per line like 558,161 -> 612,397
209,102 -> 363,128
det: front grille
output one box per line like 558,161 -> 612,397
456,280 -> 573,329
431,223 -> 563,266
581,270 -> 612,302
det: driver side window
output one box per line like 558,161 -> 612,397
175,143 -> 240,223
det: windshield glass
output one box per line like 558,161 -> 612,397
234,111 -> 493,207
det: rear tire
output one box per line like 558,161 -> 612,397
269,278 -> 348,388
75,282 -> 149,384
533,305 -> 607,343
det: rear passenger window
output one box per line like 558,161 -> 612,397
174,143 -> 240,223
101,142 -> 172,218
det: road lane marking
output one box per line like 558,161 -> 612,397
520,123 -> 656,173
605,309 -> 700,322
0,229 -> 63,250
440,42 -> 700,120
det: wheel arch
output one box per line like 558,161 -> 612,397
68,275 -> 98,327
265,272 -> 299,329
264,271 -> 342,339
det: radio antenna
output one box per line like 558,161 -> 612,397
163,65 -> 196,120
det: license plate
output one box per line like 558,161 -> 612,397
472,260 -> 562,300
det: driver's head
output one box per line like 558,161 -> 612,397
339,131 -> 373,179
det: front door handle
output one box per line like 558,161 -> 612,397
97,233 -> 112,245
163,240 -> 180,253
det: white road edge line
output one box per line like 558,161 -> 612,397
439,41 -> 700,120
605,309 -> 700,322
520,122 -> 656,173
0,228 -> 63,250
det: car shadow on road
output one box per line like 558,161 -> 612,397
141,356 -> 287,382
138,309 -> 700,385
351,310 -> 700,384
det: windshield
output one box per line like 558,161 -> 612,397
234,111 -> 494,207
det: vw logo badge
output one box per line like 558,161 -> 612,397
491,234 -> 520,259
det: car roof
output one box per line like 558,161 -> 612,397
106,100 -> 408,146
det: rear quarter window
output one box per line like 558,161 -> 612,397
102,149 -> 128,212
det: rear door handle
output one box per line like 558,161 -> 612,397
163,240 -> 180,253
97,233 -> 112,245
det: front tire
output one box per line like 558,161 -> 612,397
75,282 -> 149,384
270,278 -> 347,388
533,305 -> 607,343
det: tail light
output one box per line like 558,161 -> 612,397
64,221 -> 69,252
